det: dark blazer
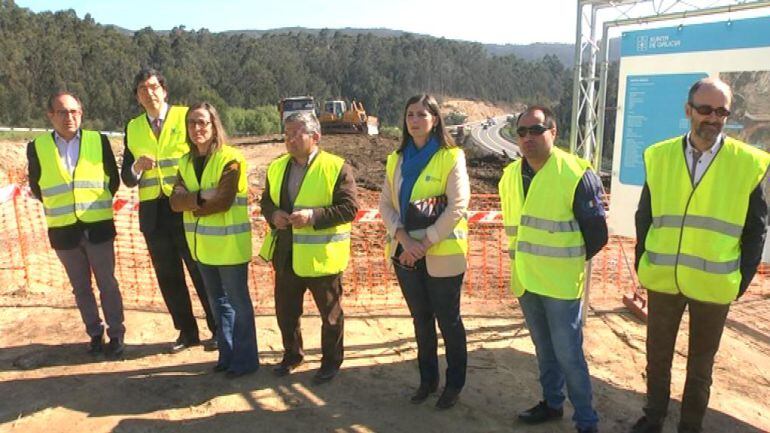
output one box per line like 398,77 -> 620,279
259,152 -> 359,273
120,119 -> 183,234
27,131 -> 119,250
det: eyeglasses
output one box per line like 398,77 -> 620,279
516,124 -> 550,138
53,109 -> 81,118
138,83 -> 163,93
689,103 -> 730,117
187,119 -> 212,128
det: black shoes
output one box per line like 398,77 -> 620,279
435,387 -> 461,409
87,334 -> 105,355
202,337 -> 218,352
630,416 -> 663,433
273,359 -> 303,377
312,366 -> 339,384
225,367 -> 259,379
105,338 -> 125,358
410,382 -> 439,404
518,401 -> 564,424
170,333 -> 201,354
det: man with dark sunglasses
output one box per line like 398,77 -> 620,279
632,78 -> 769,433
499,105 -> 607,433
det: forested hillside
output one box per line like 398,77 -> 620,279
0,2 -> 568,132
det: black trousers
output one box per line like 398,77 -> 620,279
644,290 -> 730,432
144,222 -> 215,339
274,265 -> 344,370
394,259 -> 467,390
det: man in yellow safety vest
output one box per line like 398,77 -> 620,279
631,78 -> 770,433
259,111 -> 358,384
27,92 -> 125,358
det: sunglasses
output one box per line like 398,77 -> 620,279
516,124 -> 550,138
689,103 -> 730,117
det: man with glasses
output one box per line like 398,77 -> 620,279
121,68 -> 216,353
258,112 -> 358,384
631,78 -> 769,433
27,92 -> 126,357
498,105 -> 607,433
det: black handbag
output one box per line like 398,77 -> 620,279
404,194 -> 447,231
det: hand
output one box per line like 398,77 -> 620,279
396,228 -> 427,262
398,250 -> 417,268
289,209 -> 314,228
134,156 -> 155,172
173,185 -> 187,195
199,189 -> 217,201
272,210 -> 291,230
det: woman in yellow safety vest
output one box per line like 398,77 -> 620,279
378,94 -> 470,409
170,102 -> 258,377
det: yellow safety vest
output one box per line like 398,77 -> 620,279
499,147 -> 590,299
126,105 -> 188,201
383,147 -> 468,261
258,151 -> 352,277
638,135 -> 770,304
178,145 -> 251,266
34,130 -> 114,228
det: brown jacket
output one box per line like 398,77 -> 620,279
169,158 -> 241,217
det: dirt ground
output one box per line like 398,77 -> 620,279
2,296 -> 769,433
2,130 -> 770,432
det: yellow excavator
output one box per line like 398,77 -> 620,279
318,100 -> 379,135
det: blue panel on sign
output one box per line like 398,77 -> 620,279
619,73 -> 707,186
621,15 -> 770,57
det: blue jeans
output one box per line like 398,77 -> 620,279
518,291 -> 598,430
395,259 -> 467,390
198,262 -> 259,375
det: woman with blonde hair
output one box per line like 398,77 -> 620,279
379,94 -> 470,409
170,102 -> 258,377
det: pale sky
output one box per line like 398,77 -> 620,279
15,1 -> 770,45
16,0 -> 581,44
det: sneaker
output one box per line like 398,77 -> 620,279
105,338 -> 125,358
518,401 -> 564,424
87,334 -> 104,355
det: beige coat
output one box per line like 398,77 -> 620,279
378,150 -> 470,277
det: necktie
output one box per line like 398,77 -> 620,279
690,148 -> 702,185
152,118 -> 161,138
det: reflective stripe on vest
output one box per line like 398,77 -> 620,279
383,147 -> 468,261
34,130 -> 114,227
638,135 -> 770,304
498,147 -> 590,300
126,106 -> 189,201
651,214 -> 743,238
178,144 -> 252,265
258,151 -> 352,277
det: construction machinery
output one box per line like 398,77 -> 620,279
278,96 -> 316,132
318,100 -> 379,135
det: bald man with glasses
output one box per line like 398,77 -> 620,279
631,78 -> 770,433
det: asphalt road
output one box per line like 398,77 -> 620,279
469,116 -> 519,158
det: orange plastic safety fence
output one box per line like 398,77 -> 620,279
2,185 -> 769,316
